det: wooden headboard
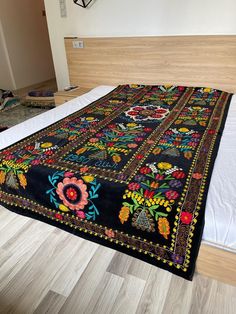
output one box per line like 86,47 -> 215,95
65,36 -> 236,93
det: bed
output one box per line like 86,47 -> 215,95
1,35 -> 236,283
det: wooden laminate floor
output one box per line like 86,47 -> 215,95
0,205 -> 235,314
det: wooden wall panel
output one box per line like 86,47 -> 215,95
65,36 -> 236,93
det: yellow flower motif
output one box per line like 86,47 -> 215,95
192,106 -> 201,110
179,128 -> 189,133
203,88 -> 211,93
157,162 -> 172,170
86,117 -> 94,121
59,204 -> 70,212
41,142 -> 53,149
82,175 -> 94,183
127,123 -> 137,127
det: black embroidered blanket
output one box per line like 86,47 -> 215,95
0,85 -> 232,280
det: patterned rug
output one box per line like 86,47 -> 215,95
0,104 -> 52,128
0,85 -> 232,280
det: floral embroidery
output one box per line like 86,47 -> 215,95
120,161 -> 186,237
152,127 -> 201,160
180,212 -> 193,224
125,105 -> 169,122
46,171 -> 101,220
175,106 -> 212,127
0,84 -> 231,280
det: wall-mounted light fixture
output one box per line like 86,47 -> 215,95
73,0 -> 93,8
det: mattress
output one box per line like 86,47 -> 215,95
0,85 -> 235,252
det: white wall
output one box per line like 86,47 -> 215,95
44,0 -> 236,90
0,0 -> 55,90
0,20 -> 15,90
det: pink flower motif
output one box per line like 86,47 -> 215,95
5,155 -> 14,160
105,229 -> 115,238
76,211 -> 86,219
31,159 -> 41,165
127,143 -> 138,148
135,137 -> 143,142
64,172 -> 74,177
165,190 -> 179,200
89,138 -> 99,143
96,133 -> 103,137
56,177 -> 88,210
147,140 -> 155,144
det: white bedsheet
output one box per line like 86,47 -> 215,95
0,86 -> 235,251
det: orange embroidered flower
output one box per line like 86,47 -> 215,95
80,166 -> 89,173
76,147 -> 87,155
18,173 -> 27,189
112,155 -> 121,163
119,206 -> 130,224
158,218 -> 170,239
0,171 -> 6,185
192,172 -> 203,180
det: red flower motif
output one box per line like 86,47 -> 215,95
208,129 -> 216,135
16,158 -> 25,163
155,174 -> 164,180
107,142 -> 115,147
108,124 -> 116,129
165,190 -> 179,200
147,139 -> 155,144
140,166 -> 152,174
117,132 -> 125,136
45,159 -> 55,164
192,172 -> 203,180
96,133 -> 103,137
151,113 -> 162,119
136,154 -> 144,160
66,187 -> 78,201
25,145 -> 34,151
133,106 -> 143,111
144,190 -> 155,199
55,213 -> 63,220
172,170 -> 185,179
180,212 -> 193,224
45,150 -> 53,155
144,127 -> 152,132
128,111 -> 138,116
128,182 -> 140,191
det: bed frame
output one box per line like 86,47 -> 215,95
64,35 -> 236,285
